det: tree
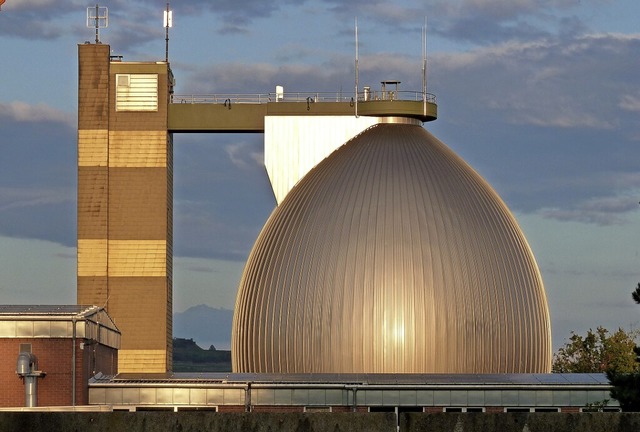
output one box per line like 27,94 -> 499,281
632,282 -> 640,305
608,372 -> 640,412
552,327 -> 640,374
606,282 -> 640,412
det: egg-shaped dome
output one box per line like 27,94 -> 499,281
232,123 -> 551,373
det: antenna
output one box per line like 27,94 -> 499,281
355,17 -> 359,118
163,2 -> 173,62
86,4 -> 108,44
422,17 -> 428,116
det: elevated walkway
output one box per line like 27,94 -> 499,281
168,91 -> 437,133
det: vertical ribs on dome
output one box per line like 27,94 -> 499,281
232,124 -> 552,374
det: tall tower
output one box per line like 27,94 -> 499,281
77,43 -> 173,373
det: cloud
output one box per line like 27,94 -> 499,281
320,0 -> 602,45
186,266 -> 218,274
173,135 -> 275,260
0,0 -> 601,55
0,185 -> 75,249
0,0 -> 88,39
619,92 -> 640,112
0,0 -> 608,50
434,33 -> 640,130
0,1 -> 163,50
0,101 -> 74,126
2,2 -> 637,258
322,0 -> 421,27
174,199 -> 270,261
100,12 -> 164,54
439,15 -> 551,44
0,19 -> 65,39
436,0 -> 586,20
180,31 -> 640,137
131,0 -> 306,34
179,32 -> 640,136
0,187 -> 73,212
539,195 -> 640,225
225,141 -> 264,170
421,31 -> 640,222
433,0 -> 605,44
180,60 -> 356,95
3,0 -> 85,11
0,102 -> 76,246
171,29 -> 640,232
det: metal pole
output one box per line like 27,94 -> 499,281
95,4 -> 99,44
72,317 -> 77,406
422,17 -> 427,117
245,382 -> 252,412
352,387 -> 358,412
165,3 -> 170,62
354,17 -> 359,118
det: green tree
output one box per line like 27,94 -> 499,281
552,327 -> 640,373
606,282 -> 640,412
608,373 -> 640,412
632,282 -> 640,305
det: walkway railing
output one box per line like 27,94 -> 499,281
171,91 -> 436,104
172,94 -> 271,104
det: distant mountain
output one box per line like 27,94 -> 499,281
173,304 -> 233,350
173,337 -> 231,372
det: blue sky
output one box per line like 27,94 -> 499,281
0,0 -> 639,351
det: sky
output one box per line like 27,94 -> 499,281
0,0 -> 639,351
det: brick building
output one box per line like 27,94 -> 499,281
0,306 -> 120,407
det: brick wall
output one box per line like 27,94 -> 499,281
485,406 -> 505,413
331,406 -> 352,413
218,405 -> 246,413
0,338 -> 117,407
424,406 -> 443,413
561,406 -> 581,413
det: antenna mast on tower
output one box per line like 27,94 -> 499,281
354,17 -> 359,118
163,2 -> 173,62
86,4 -> 108,44
422,17 -> 428,116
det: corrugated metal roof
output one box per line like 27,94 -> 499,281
0,305 -> 120,347
90,373 -> 610,388
0,305 -> 100,317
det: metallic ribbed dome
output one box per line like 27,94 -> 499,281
232,123 -> 552,373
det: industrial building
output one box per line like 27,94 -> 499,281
77,39 -> 551,376
0,40 -> 600,412
87,373 -> 619,413
0,306 -> 119,407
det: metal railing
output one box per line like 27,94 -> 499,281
172,94 -> 271,104
358,90 -> 436,103
171,91 -> 436,104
